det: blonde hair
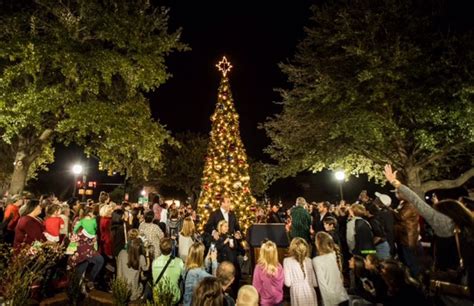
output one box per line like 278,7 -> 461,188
257,240 -> 279,275
315,231 -> 336,255
128,228 -> 140,241
316,231 -> 343,273
288,237 -> 309,278
99,203 -> 115,217
236,285 -> 259,306
350,204 -> 367,217
186,242 -> 205,270
217,220 -> 228,235
180,217 -> 195,237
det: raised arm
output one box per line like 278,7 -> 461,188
384,164 -> 455,237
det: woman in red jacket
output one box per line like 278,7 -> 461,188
14,199 -> 46,249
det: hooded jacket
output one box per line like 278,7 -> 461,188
252,264 -> 285,305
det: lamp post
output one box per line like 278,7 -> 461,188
72,164 -> 83,197
335,170 -> 345,201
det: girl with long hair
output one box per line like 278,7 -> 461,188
252,240 -> 284,306
111,209 -> 126,257
215,220 -> 238,264
191,277 -> 223,306
283,237 -> 318,306
313,232 -> 348,306
182,242 -> 218,306
380,260 -> 427,306
117,238 -> 149,301
179,216 -> 199,262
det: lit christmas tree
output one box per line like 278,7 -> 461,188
197,56 -> 255,233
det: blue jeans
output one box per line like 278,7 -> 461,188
75,255 -> 104,282
375,241 -> 391,260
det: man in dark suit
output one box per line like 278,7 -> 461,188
267,203 -> 283,223
205,197 -> 242,240
204,197 -> 242,299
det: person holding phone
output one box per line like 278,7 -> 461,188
182,242 -> 218,306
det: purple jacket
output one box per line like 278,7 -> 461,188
252,264 -> 284,305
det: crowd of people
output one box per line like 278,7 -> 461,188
0,164 -> 473,306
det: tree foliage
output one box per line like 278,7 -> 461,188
264,0 -> 474,194
248,159 -> 270,197
149,131 -> 208,204
0,0 -> 187,193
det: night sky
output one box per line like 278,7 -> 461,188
31,1 -> 471,203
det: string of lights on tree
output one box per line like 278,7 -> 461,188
197,56 -> 255,233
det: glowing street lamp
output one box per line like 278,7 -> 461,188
72,164 -> 83,175
334,170 -> 346,201
72,164 -> 83,197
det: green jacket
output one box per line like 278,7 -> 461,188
152,255 -> 184,304
290,206 -> 312,243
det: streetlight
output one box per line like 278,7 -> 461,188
72,164 -> 83,197
335,170 -> 345,201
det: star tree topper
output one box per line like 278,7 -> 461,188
216,56 -> 233,77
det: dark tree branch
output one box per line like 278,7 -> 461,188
418,143 -> 462,168
421,167 -> 474,192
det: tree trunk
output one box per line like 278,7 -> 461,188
8,150 -> 30,195
405,166 -> 424,198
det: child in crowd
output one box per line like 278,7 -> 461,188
74,206 -> 97,238
191,276 -> 223,306
283,237 -> 318,306
362,254 -> 387,302
252,240 -> 284,306
117,238 -> 149,301
168,208 -> 181,257
323,216 -> 341,247
59,203 -> 70,236
236,285 -> 259,306
179,216 -> 197,262
44,203 -> 65,242
215,220 -> 238,264
313,231 -> 348,306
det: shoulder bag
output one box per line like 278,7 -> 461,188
153,256 -> 174,286
429,227 -> 470,298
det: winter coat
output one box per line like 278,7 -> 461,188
290,206 -> 312,244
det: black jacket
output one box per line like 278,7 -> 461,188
267,211 -> 283,223
204,209 -> 241,235
312,212 -> 335,233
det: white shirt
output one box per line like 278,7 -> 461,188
220,207 -> 229,222
313,252 -> 348,306
160,208 -> 168,224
